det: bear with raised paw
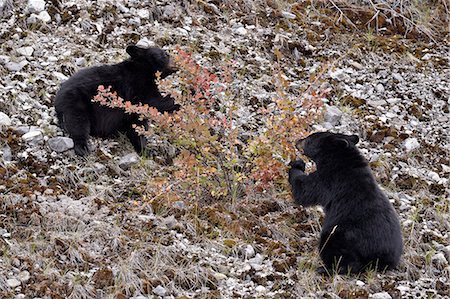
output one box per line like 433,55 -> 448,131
54,45 -> 180,156
289,132 -> 403,275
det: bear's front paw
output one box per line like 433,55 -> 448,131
73,140 -> 90,156
289,159 -> 306,172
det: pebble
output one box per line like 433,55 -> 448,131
375,83 -> 385,93
75,57 -> 86,67
371,292 -> 392,299
27,0 -> 46,13
244,244 -> 256,258
18,271 -> 30,283
356,280 -> 365,287
235,27 -> 247,35
2,145 -> 12,161
397,285 -> 410,294
136,8 -> 149,19
367,99 -> 387,108
22,130 -> 43,144
48,137 -> 74,152
432,252 -> 448,269
152,285 -> 167,297
17,46 -> 34,57
118,153 -> 140,170
36,11 -> 51,23
392,73 -> 403,82
5,60 -> 28,72
255,285 -> 266,293
0,111 -> 11,127
6,278 -> 21,288
214,272 -> 227,281
281,11 -> 296,19
324,105 -> 343,126
403,137 -> 420,152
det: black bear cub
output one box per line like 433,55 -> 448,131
54,45 -> 179,156
289,132 -> 402,275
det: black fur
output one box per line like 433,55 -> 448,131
54,45 -> 179,156
289,132 -> 403,274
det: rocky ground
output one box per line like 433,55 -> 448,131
0,0 -> 449,298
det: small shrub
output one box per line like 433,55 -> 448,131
93,46 -> 325,200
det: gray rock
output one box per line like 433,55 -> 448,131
153,285 -> 167,297
75,57 -> 86,67
162,4 -> 176,20
432,252 -> 448,269
17,271 -> 30,283
36,11 -> 51,23
2,145 -> 12,162
0,112 -> 11,127
403,138 -> 420,152
371,292 -> 392,299
235,27 -> 247,35
367,99 -> 387,109
392,73 -> 403,82
324,105 -> 342,126
5,60 -> 28,72
27,0 -> 45,13
375,83 -> 385,93
6,278 -> 21,288
281,11 -> 296,19
22,130 -> 43,144
119,153 -> 140,170
48,137 -> 74,152
244,244 -> 255,258
17,46 -> 34,57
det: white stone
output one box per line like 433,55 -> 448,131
244,244 -> 255,258
137,8 -> 149,19
403,138 -> 420,152
0,112 -> 11,126
371,292 -> 392,299
119,153 -> 140,170
392,73 -> 403,81
6,278 -> 21,288
36,11 -> 51,23
442,164 -> 450,173
356,280 -> 365,287
152,285 -> 166,297
2,145 -> 12,161
52,71 -> 68,81
5,60 -> 28,72
432,252 -> 448,268
329,68 -> 346,81
367,99 -> 387,108
397,285 -> 410,294
281,11 -> 296,19
17,271 -> 30,282
22,130 -> 43,143
27,0 -> 46,13
213,272 -> 227,281
386,98 -> 401,105
17,46 -> 34,57
324,105 -> 342,126
0,55 -> 10,64
48,137 -> 74,152
235,27 -> 247,35
375,83 -> 385,93
255,285 -> 266,293
136,37 -> 155,48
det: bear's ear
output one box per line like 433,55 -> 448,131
333,138 -> 350,148
126,45 -> 145,58
347,134 -> 359,145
